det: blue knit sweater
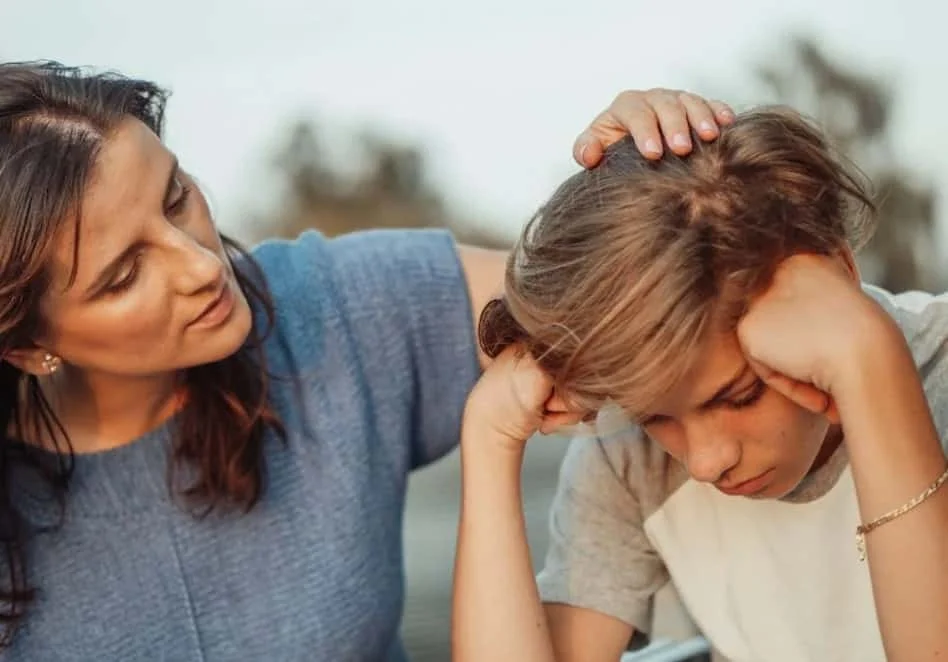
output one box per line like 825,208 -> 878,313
5,229 -> 480,661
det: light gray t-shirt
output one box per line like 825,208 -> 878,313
536,285 -> 948,662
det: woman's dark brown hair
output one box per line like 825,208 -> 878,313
480,107 -> 876,418
0,61 -> 285,644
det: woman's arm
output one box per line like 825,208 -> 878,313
456,244 -> 507,369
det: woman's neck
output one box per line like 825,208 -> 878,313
28,367 -> 184,454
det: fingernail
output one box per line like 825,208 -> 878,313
672,133 -> 690,149
719,108 -> 735,120
699,120 -> 716,134
644,139 -> 661,155
579,143 -> 589,164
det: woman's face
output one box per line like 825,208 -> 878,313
32,117 -> 253,380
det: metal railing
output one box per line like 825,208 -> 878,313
620,636 -> 711,662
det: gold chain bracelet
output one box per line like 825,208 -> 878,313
856,463 -> 948,561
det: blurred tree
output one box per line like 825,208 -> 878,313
754,36 -> 941,291
249,117 -> 509,249
255,36 -> 941,290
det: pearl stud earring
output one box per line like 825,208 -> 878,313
41,352 -> 61,374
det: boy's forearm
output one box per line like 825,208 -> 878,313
452,429 -> 555,662
837,325 -> 948,660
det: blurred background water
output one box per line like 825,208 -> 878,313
402,436 -> 571,660
3,2 -> 945,659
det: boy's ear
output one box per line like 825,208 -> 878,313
544,392 -> 570,414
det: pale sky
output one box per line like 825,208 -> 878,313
2,1 -> 944,243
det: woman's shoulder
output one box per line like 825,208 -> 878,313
243,231 -> 336,368
247,227 -> 464,311
242,228 -> 477,469
241,226 -> 473,390
248,230 -> 332,300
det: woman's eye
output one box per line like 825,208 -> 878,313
106,254 -> 142,294
165,173 -> 192,216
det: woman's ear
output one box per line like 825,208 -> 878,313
2,347 -> 61,376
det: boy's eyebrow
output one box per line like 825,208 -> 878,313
697,363 -> 752,409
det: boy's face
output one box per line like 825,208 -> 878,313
639,331 -> 837,499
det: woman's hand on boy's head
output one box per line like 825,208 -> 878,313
737,253 -> 899,419
574,89 -> 735,167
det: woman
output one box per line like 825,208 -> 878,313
454,108 -> 948,661
0,60 -> 729,660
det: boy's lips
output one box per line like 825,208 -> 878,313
716,468 -> 774,496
